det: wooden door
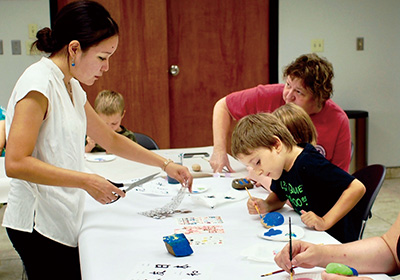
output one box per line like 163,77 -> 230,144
167,0 -> 270,148
56,0 -> 171,147
55,0 -> 271,149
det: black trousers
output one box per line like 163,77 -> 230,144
6,228 -> 81,280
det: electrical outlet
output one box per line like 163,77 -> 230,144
11,40 -> 21,55
28,24 -> 38,39
311,39 -> 324,52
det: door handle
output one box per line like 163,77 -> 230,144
169,65 -> 180,76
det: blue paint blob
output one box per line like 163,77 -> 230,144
264,229 -> 282,236
261,212 -> 284,228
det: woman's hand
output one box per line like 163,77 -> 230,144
210,148 -> 234,173
165,162 -> 193,192
275,240 -> 324,273
84,174 -> 126,204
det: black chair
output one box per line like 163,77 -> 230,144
351,141 -> 354,161
134,132 -> 159,150
352,164 -> 386,240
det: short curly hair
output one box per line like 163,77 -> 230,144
283,53 -> 334,107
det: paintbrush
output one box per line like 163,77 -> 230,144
260,266 -> 298,277
244,187 -> 263,219
289,217 -> 293,280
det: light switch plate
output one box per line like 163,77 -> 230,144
11,40 -> 21,55
311,39 -> 324,52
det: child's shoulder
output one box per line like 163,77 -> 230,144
118,125 -> 137,142
293,144 -> 332,173
297,143 -> 326,162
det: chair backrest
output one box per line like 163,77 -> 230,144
350,141 -> 354,161
352,164 -> 386,239
134,132 -> 159,150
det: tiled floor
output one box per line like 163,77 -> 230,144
0,177 -> 399,280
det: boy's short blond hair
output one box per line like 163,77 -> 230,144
273,103 -> 317,146
231,113 -> 297,158
94,90 -> 125,116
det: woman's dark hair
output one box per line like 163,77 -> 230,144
33,0 -> 119,54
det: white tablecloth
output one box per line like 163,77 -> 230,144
80,147 -> 391,280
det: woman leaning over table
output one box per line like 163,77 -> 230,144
2,1 -> 192,279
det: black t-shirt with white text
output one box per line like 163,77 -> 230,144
271,143 -> 358,243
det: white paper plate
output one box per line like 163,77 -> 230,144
258,224 -> 304,241
85,154 -> 116,162
190,185 -> 209,194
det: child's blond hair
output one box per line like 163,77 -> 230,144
273,103 -> 317,146
231,113 -> 297,158
94,90 -> 125,116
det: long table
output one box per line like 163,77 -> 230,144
80,146 -> 391,280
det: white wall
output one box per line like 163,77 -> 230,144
279,0 -> 400,167
0,0 -> 50,107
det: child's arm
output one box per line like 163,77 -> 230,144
247,192 -> 286,214
300,178 -> 366,231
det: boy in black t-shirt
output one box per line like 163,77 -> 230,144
231,113 -> 366,243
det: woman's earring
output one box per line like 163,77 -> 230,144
71,59 -> 75,67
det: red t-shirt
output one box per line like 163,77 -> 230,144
226,84 -> 351,172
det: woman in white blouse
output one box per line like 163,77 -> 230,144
2,1 -> 192,279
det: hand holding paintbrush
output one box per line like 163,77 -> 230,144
244,187 -> 263,219
261,217 -> 297,277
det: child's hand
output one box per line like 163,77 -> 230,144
247,197 -> 267,215
246,166 -> 272,191
85,136 -> 96,152
300,210 -> 327,231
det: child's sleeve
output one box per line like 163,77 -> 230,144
270,180 -> 288,202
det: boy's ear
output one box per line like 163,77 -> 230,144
272,136 -> 283,153
121,110 -> 126,119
